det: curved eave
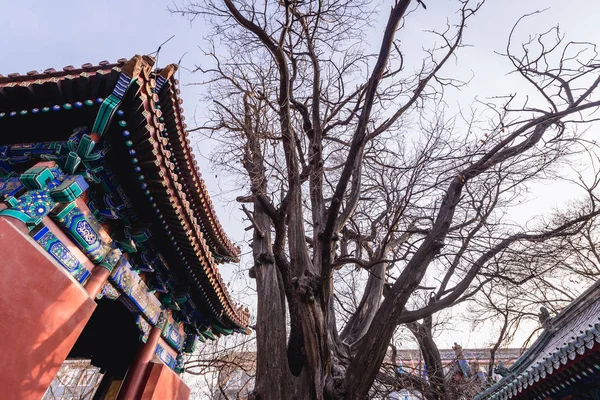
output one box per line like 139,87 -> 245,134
476,321 -> 600,398
0,63 -> 126,118
156,77 -> 240,263
126,77 -> 249,330
476,282 -> 600,399
475,339 -> 600,399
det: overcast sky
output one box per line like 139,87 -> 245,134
3,0 -> 600,350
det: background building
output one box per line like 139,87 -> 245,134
475,281 -> 600,399
43,360 -> 103,400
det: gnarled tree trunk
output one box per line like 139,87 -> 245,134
173,1 -> 600,398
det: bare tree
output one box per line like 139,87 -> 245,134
467,211 -> 600,383
43,360 -> 102,400
185,335 -> 256,399
172,1 -> 600,399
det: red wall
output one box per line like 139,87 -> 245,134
0,217 -> 97,400
141,361 -> 191,400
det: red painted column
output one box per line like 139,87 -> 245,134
140,362 -> 191,400
0,217 -> 97,400
84,265 -> 112,298
118,325 -> 162,400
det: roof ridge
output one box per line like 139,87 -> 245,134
0,59 -> 129,85
551,279 -> 600,328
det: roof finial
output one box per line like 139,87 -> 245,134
121,55 -> 144,79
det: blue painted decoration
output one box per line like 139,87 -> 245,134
110,258 -> 164,325
154,344 -> 177,370
50,201 -> 111,263
183,334 -> 199,353
98,282 -> 121,300
0,178 -> 24,200
31,225 -> 90,284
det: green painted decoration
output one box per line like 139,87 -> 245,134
97,282 -> 121,301
98,246 -> 122,273
50,175 -> 88,203
162,321 -> 185,352
90,74 -> 135,138
183,334 -> 200,353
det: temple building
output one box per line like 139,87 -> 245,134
393,346 -> 523,379
0,55 -> 250,400
475,281 -> 600,400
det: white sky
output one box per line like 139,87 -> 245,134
2,0 -> 600,350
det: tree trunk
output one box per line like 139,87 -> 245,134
251,201 -> 290,400
340,263 -> 386,347
343,294 -> 401,399
407,321 -> 448,399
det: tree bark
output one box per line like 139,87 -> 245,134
407,320 -> 448,399
251,201 -> 290,399
340,263 -> 386,347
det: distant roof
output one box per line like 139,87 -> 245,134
475,280 -> 600,399
395,348 -> 524,363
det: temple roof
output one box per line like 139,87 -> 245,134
475,280 -> 600,399
394,348 -> 523,363
0,56 -> 249,331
